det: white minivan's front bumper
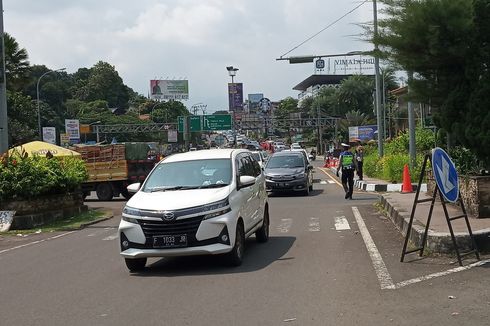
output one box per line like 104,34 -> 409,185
118,211 -> 238,258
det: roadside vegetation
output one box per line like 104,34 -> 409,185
0,149 -> 87,201
0,209 -> 106,235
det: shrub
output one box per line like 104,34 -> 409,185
0,152 -> 88,201
448,146 -> 482,175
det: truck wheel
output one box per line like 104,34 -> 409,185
96,183 -> 113,201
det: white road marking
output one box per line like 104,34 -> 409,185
327,180 -> 335,184
334,216 -> 351,230
308,217 -> 320,232
395,259 -> 490,289
352,207 -> 395,290
320,180 -> 328,185
277,218 -> 293,233
102,233 -> 119,241
0,231 -> 76,255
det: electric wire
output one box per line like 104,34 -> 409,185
280,0 -> 370,58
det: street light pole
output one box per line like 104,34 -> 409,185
373,0 -> 384,157
0,0 -> 8,154
37,68 -> 66,139
226,66 -> 239,147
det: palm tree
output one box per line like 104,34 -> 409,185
339,110 -> 376,135
4,32 -> 30,91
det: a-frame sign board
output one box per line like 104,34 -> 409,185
401,148 -> 480,266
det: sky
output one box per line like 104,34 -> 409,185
5,0 -> 376,113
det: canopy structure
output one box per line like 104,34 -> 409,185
8,141 -> 81,157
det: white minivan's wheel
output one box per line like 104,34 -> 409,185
125,258 -> 147,272
255,207 -> 269,243
226,222 -> 245,266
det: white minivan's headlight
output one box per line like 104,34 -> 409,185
122,206 -> 142,224
202,198 -> 231,220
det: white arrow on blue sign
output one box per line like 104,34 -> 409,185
432,147 -> 459,203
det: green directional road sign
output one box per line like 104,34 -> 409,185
178,116 -> 202,132
203,115 -> 232,131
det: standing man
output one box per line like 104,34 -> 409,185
336,143 -> 356,199
355,145 -> 364,181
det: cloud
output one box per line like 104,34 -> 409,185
119,3 -> 224,46
6,0 -> 376,111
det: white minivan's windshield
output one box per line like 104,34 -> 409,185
143,159 -> 232,192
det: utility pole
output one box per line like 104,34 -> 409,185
407,72 -> 416,169
373,0 -> 384,157
0,0 -> 8,154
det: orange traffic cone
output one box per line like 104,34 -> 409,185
323,157 -> 329,168
401,164 -> 413,193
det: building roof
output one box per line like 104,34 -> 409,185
293,75 -> 353,91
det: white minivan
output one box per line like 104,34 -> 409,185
118,149 -> 269,272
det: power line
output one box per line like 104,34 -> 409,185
280,0 -> 370,58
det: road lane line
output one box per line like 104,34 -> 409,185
277,218 -> 293,233
308,217 -> 320,232
0,231 -> 76,255
327,180 -> 335,184
395,258 -> 490,289
334,216 -> 350,230
320,180 -> 328,185
318,168 -> 343,188
102,233 -> 119,241
352,207 -> 395,290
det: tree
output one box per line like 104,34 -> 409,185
73,61 -> 131,110
4,33 -> 30,91
6,91 -> 37,145
274,97 -> 298,120
336,75 -> 374,116
376,0 -> 490,164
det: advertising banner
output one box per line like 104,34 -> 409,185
168,130 -> 178,143
60,133 -> 70,148
248,93 -> 263,113
349,125 -> 378,142
150,80 -> 189,100
42,127 -> 56,144
319,55 -> 375,75
65,119 -> 80,140
228,83 -> 243,111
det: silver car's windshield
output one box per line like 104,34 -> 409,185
143,159 -> 232,191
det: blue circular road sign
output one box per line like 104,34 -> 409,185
432,147 -> 459,203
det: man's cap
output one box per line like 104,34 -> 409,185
341,143 -> 350,147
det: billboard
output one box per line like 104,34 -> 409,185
228,83 -> 243,111
150,80 -> 189,100
248,93 -> 264,113
42,127 -> 56,145
318,55 -> 375,75
168,130 -> 178,143
349,125 -> 378,142
65,119 -> 80,140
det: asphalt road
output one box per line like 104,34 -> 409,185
1,161 -> 489,326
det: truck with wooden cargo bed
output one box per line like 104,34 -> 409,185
73,143 -> 158,201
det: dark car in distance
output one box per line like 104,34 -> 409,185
263,151 -> 313,195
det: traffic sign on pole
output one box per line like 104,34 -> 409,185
432,147 -> 459,203
203,115 -> 232,131
178,116 -> 201,132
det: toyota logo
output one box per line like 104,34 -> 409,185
161,211 -> 175,221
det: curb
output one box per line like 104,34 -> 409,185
61,208 -> 114,231
380,194 -> 490,254
329,167 -> 427,192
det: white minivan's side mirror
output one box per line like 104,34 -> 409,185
239,175 -> 256,188
127,182 -> 141,193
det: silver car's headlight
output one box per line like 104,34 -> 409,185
295,173 -> 306,179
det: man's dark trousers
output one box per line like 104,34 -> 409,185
341,168 -> 355,199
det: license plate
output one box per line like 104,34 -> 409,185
276,182 -> 288,187
153,234 -> 187,248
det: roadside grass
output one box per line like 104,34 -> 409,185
1,209 -> 108,235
